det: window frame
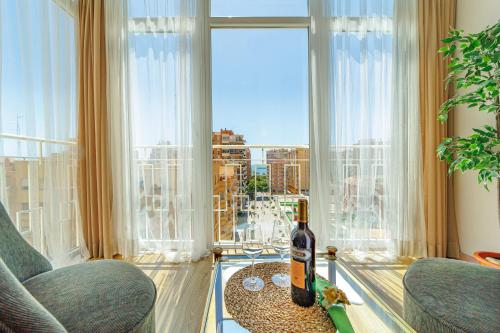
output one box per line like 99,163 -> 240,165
206,1 -> 312,248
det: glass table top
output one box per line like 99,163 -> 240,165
200,254 -> 415,333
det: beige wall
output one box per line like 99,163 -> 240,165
454,0 -> 500,255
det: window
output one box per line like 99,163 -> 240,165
125,0 -> 398,252
211,16 -> 309,243
21,179 -> 29,191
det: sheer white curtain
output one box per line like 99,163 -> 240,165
388,0 -> 426,257
0,0 -> 88,266
105,0 -> 138,258
106,0 -> 211,262
310,0 -> 333,252
311,0 -> 426,258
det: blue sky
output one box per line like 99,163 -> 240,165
211,29 -> 309,146
129,27 -> 309,147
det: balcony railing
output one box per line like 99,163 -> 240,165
0,133 -> 80,257
135,143 -> 389,248
212,144 -> 309,244
0,136 -> 390,253
0,134 -> 388,253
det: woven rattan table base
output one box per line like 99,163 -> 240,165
224,262 -> 336,333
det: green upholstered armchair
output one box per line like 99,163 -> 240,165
403,258 -> 500,333
0,202 -> 156,333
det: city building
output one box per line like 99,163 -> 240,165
266,148 -> 290,194
267,148 -> 310,195
212,162 -> 238,241
212,129 -> 251,184
292,147 -> 310,195
212,129 -> 251,241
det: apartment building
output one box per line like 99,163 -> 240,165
267,148 -> 309,195
212,129 -> 251,185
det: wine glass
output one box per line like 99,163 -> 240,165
241,224 -> 265,291
271,218 -> 291,288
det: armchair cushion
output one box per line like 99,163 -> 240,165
23,260 -> 156,333
403,258 -> 500,333
0,202 -> 52,282
0,258 -> 67,333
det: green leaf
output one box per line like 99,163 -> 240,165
439,46 -> 450,53
442,36 -> 456,43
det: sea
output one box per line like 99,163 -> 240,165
251,165 -> 268,176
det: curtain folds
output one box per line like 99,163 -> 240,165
105,0 -> 210,262
77,0 -> 115,259
190,0 -> 213,260
104,0 -> 138,258
312,0 -> 427,258
310,0 -> 333,252
418,0 -> 459,258
390,0 -> 427,257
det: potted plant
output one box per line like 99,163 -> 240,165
438,21 -> 500,268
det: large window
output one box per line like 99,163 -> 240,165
126,0 -> 397,252
210,15 -> 310,243
127,1 -> 312,247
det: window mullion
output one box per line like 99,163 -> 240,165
208,17 -> 310,29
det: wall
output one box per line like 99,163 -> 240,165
454,0 -> 500,255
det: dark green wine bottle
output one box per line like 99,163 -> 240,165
290,198 -> 316,307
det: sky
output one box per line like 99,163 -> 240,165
211,28 -> 309,146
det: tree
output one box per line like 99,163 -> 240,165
438,22 -> 500,188
246,175 -> 269,195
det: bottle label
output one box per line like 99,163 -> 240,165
291,246 -> 312,261
290,258 -> 305,288
290,246 -> 312,289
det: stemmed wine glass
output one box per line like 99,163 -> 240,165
241,224 -> 265,291
271,218 -> 291,288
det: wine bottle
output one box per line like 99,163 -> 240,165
290,198 -> 316,307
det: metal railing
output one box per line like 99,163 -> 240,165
0,133 -> 393,254
134,143 -> 389,247
0,133 -> 80,256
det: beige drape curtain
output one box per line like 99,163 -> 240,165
77,0 -> 115,259
418,0 -> 460,258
